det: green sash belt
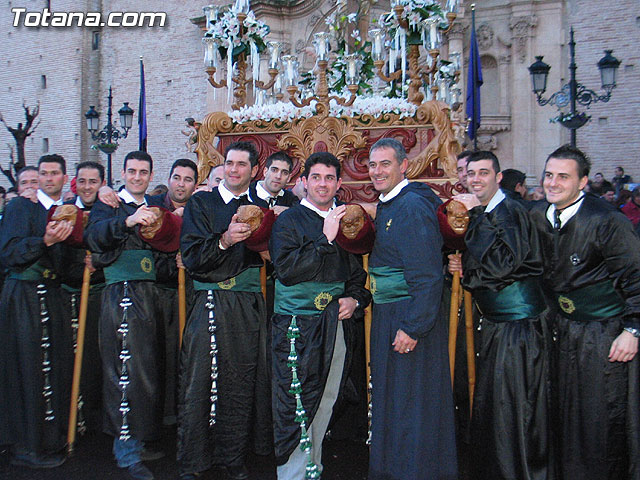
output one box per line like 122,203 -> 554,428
103,250 -> 156,285
553,280 -> 625,321
369,266 -> 411,304
474,278 -> 545,322
193,267 -> 262,293
274,280 -> 345,316
8,262 -> 58,282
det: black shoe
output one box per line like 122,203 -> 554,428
11,452 -> 66,469
140,448 -> 165,462
226,464 -> 249,480
126,462 -> 155,480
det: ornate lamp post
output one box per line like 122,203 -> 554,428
528,27 -> 621,147
84,86 -> 134,186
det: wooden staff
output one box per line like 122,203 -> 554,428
260,260 -> 267,301
67,253 -> 92,453
448,267 -> 461,386
464,289 -> 476,415
363,254 -> 372,406
178,266 -> 186,347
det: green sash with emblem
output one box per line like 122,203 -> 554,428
473,278 -> 545,322
103,249 -> 156,285
8,261 -> 58,282
274,280 -> 345,316
369,266 -> 411,304
193,267 -> 262,293
553,280 -> 625,321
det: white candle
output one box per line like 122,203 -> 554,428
369,29 -> 384,61
313,32 -> 330,61
429,20 -> 439,49
345,54 -> 359,85
267,41 -> 282,69
281,55 -> 298,87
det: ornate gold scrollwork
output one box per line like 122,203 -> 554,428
193,111 -> 234,184
405,100 -> 460,179
277,116 -> 366,170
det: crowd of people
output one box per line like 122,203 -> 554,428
0,138 -> 638,480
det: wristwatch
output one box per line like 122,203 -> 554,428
623,327 -> 640,338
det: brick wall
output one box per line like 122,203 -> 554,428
1,0 -> 638,191
566,0 -> 640,183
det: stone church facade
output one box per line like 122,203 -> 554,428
0,0 -> 637,188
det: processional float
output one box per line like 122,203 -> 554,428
192,0 -> 476,425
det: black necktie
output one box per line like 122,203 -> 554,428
268,197 -> 277,208
554,209 -> 562,230
236,194 -> 250,207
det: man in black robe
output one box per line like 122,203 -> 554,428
449,151 -> 553,480
249,151 -> 299,318
85,151 -> 166,480
0,154 -> 73,468
178,141 -> 271,480
367,138 -> 457,480
60,161 -> 107,433
269,152 -> 370,479
249,151 -> 299,212
147,158 -> 197,425
531,144 -> 640,480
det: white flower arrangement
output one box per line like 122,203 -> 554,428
205,9 -> 269,57
228,96 -> 417,124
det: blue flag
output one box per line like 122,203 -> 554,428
466,19 -> 483,141
138,58 -> 147,152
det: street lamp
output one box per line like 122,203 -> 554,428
85,86 -> 134,186
528,27 -> 621,147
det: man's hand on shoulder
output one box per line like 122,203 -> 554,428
20,188 -> 38,204
98,185 -> 121,208
272,205 -> 289,216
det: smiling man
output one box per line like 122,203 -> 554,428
85,151 -> 167,480
178,141 -> 271,480
147,158 -> 197,427
366,138 -> 457,480
0,154 -> 73,469
449,150 -> 552,480
531,145 -> 640,480
269,152 -> 370,480
59,161 -> 107,432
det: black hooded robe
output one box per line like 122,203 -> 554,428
0,197 -> 73,454
531,195 -> 640,480
268,203 -> 370,466
177,189 -> 272,475
462,194 -> 554,480
84,199 -> 162,442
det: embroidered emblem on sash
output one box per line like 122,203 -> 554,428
370,276 -> 377,295
558,295 -> 576,314
217,277 -> 236,290
140,257 -> 153,273
314,292 -> 333,311
42,269 -> 56,280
